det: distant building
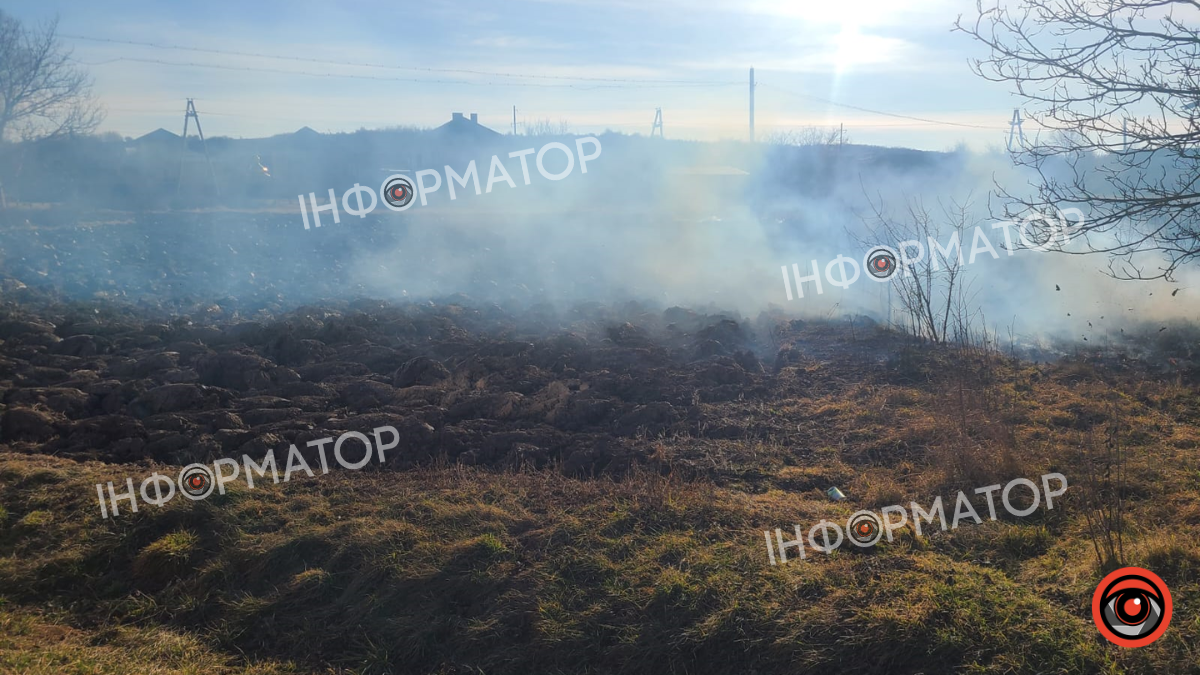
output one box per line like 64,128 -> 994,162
435,112 -> 500,139
126,128 -> 182,156
132,128 -> 181,146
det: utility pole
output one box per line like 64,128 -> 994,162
887,283 -> 893,331
513,105 -> 518,135
749,67 -> 756,143
1006,108 -> 1025,153
651,108 -> 664,138
177,98 -> 219,197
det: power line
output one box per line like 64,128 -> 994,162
68,56 -> 481,86
758,83 -> 1009,130
62,34 -> 740,85
70,55 -> 738,90
63,34 -> 1008,126
105,106 -> 352,124
101,104 -> 1008,131
62,34 -> 1020,132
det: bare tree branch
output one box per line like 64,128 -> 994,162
0,10 -> 104,143
956,0 -> 1200,280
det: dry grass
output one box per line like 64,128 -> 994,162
1,328 -> 1198,674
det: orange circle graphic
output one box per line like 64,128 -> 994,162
1091,566 -> 1171,647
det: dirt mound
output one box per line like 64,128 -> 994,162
0,290 -> 803,476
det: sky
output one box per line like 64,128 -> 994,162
6,0 -> 1037,151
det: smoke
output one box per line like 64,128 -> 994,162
1,129 -> 1197,347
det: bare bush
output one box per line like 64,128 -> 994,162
858,195 -> 978,343
521,118 -> 572,136
763,127 -> 845,147
1078,416 -> 1129,571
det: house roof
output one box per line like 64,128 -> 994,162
134,128 -> 181,144
435,116 -> 500,138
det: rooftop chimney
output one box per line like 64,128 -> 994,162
470,113 -> 478,123
452,112 -> 464,122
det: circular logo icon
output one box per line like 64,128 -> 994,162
1092,567 -> 1172,647
865,246 -> 898,280
382,175 -> 414,209
178,464 -> 215,500
846,511 -> 883,547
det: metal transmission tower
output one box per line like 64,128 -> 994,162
651,108 -> 664,137
749,67 -> 756,143
1006,108 -> 1026,152
177,98 -> 220,196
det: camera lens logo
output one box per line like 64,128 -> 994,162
1092,567 -> 1172,647
847,511 -> 883,547
179,464 -> 215,500
866,247 -> 897,279
383,176 -> 414,209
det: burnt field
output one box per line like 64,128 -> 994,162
1,212 -> 1200,674
0,281 -> 802,476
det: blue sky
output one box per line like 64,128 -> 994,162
7,0 -> 1034,150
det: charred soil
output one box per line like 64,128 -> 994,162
0,260 -> 1198,673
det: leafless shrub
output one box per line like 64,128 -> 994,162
521,118 -> 572,136
763,127 -> 845,147
1078,417 -> 1129,571
858,195 -> 978,344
